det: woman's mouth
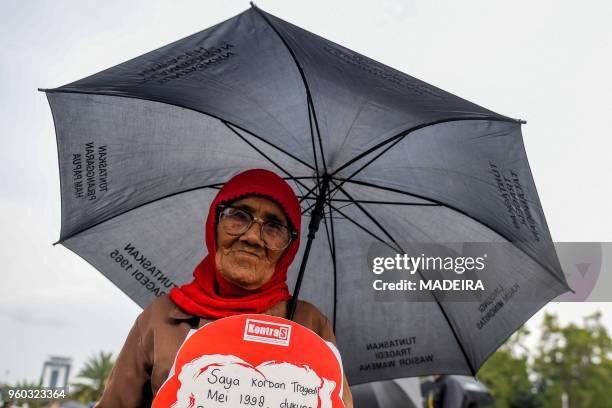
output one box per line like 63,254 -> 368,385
232,249 -> 259,258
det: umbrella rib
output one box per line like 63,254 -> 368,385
301,198 -> 318,216
302,187 -> 439,216
323,206 -> 465,366
330,180 -> 404,252
285,176 -> 308,202
300,203 -> 316,216
299,177 -> 321,204
251,3 -> 328,175
330,182 -> 480,376
301,193 -> 368,215
298,197 -> 439,206
328,134 -> 406,199
214,177 -> 314,205
58,174 -> 319,244
336,177 -> 572,292
56,176 -> 322,245
328,204 -> 401,253
210,176 -> 316,191
298,182 -> 320,204
41,88 -> 315,171
55,182 -> 224,244
308,100 -> 322,188
331,116 -> 522,177
223,122 -> 313,194
334,177 -> 463,210
309,89 -> 328,175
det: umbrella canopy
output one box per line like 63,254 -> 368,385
351,379 -> 420,408
42,4 -> 570,384
427,375 -> 493,408
447,375 -> 494,407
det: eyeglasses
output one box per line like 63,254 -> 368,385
218,206 -> 296,250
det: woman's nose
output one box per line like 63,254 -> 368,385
239,221 -> 265,246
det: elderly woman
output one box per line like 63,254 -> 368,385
97,169 -> 353,407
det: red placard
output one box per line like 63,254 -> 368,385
153,314 -> 345,408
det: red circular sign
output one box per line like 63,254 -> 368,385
153,314 -> 345,408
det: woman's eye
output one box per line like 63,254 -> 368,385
235,212 -> 251,221
226,209 -> 249,221
267,222 -> 283,231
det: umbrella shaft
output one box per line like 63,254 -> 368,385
288,175 -> 330,320
307,177 -> 329,237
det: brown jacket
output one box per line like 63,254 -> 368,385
97,295 -> 353,407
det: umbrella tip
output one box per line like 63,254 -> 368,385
518,119 -> 527,124
250,1 -> 258,8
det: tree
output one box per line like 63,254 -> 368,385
70,351 -> 115,404
479,312 -> 612,408
532,312 -> 612,408
478,325 -> 539,408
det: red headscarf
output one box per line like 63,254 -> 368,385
170,169 -> 302,319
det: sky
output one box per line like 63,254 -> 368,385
1,0 -> 611,385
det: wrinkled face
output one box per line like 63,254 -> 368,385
215,195 -> 289,290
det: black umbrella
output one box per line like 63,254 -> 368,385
422,375 -> 493,408
351,379 -> 420,408
41,4 -> 570,384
